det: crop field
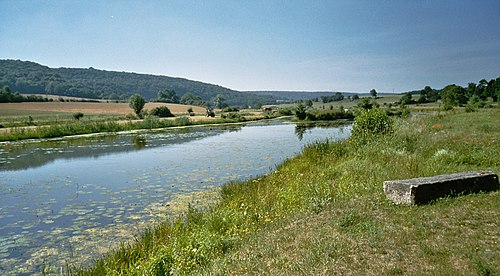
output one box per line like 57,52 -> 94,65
0,102 -> 206,117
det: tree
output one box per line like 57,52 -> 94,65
214,94 -> 227,109
305,99 -> 313,107
180,92 -> 203,106
129,94 -> 146,117
441,84 -> 467,109
352,94 -> 360,100
156,89 -> 179,103
370,89 -> 377,98
357,97 -> 378,110
399,92 -> 415,105
295,102 -> 307,120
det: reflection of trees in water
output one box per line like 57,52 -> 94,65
295,121 -> 350,141
0,125 -> 239,171
295,125 -> 307,141
132,136 -> 147,150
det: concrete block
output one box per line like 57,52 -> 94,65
383,171 -> 499,205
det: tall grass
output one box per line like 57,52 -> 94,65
69,108 -> 499,275
0,114 -> 274,142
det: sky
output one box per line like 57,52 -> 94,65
1,0 -> 500,93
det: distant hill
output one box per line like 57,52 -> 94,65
247,91 -> 359,102
0,59 -> 276,107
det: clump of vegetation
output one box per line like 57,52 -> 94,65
295,102 -> 308,120
129,94 -> 146,118
222,107 -> 240,112
351,108 -> 393,139
73,112 -> 84,120
187,107 -> 195,116
150,106 -> 174,118
305,108 -> 354,121
0,86 -> 48,103
277,107 -> 294,116
221,112 -> 245,121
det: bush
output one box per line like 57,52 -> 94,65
150,106 -> 174,118
73,112 -> 84,120
222,107 -> 240,112
278,108 -> 294,116
305,110 -> 354,121
351,108 -> 393,138
221,112 -> 245,121
295,103 -> 307,120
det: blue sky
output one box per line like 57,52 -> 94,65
1,0 -> 499,92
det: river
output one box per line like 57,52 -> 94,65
0,120 -> 350,274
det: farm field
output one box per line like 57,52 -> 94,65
0,102 -> 206,117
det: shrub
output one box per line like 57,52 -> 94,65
351,108 -> 393,138
151,106 -> 175,118
278,108 -> 293,116
295,103 -> 307,120
73,112 -> 84,120
222,107 -> 239,112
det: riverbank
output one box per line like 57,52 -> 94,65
71,107 -> 499,275
0,113 -> 276,142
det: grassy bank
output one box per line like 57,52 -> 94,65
0,114 -> 273,142
72,108 -> 499,275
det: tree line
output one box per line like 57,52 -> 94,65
0,86 -> 48,103
0,59 -> 276,107
398,77 -> 500,109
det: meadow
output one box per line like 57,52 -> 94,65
70,107 -> 499,275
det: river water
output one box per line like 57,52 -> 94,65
0,120 -> 350,274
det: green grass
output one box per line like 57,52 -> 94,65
68,107 -> 499,275
0,114 -> 274,141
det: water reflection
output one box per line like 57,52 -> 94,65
0,125 -> 242,171
295,121 -> 349,141
132,136 -> 147,150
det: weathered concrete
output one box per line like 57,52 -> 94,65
383,171 -> 499,205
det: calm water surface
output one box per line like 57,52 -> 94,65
0,121 -> 350,274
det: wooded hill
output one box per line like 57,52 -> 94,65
0,59 -> 276,107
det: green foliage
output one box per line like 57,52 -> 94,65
305,109 -> 354,121
418,86 -> 440,103
295,102 -> 307,120
72,112 -> 84,120
222,107 -> 239,112
214,94 -> 228,109
357,97 -> 379,109
304,99 -> 313,107
220,112 -> 245,121
276,108 -> 292,116
180,92 -> 204,106
352,108 -> 393,138
0,86 -> 48,103
370,88 -> 377,98
441,84 -> 468,108
156,89 -> 179,103
399,92 -> 415,105
321,92 -> 344,103
129,94 -> 146,117
150,106 -> 174,118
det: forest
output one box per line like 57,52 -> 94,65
0,60 -> 276,107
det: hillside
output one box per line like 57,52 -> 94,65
0,60 -> 276,107
248,91 -> 357,101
